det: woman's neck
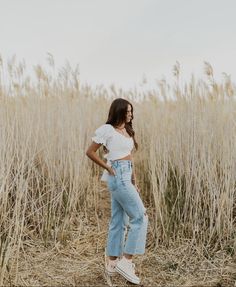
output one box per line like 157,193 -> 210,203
115,123 -> 125,129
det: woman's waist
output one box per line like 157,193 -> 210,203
107,153 -> 132,164
110,158 -> 133,170
111,153 -> 132,161
104,150 -> 132,160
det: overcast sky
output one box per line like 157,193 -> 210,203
0,0 -> 236,89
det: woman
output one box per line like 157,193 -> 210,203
86,98 -> 148,285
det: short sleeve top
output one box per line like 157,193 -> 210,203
92,124 -> 134,161
92,124 -> 134,181
91,124 -> 113,146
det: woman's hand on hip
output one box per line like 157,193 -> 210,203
106,166 -> 116,176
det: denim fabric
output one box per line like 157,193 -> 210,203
105,160 -> 148,256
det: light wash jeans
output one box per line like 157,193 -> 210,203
105,160 -> 148,257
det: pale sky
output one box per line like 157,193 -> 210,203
0,0 -> 236,89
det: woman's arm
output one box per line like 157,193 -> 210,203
86,142 -> 115,176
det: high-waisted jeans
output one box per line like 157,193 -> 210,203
105,160 -> 148,257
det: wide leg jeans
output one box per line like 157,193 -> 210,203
105,160 -> 148,257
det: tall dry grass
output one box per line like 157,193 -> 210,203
0,55 -> 236,285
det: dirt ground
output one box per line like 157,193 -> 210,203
7,187 -> 236,286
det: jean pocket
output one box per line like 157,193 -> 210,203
120,165 -> 132,181
107,174 -> 117,191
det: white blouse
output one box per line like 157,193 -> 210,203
91,124 -> 134,181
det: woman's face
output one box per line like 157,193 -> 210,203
126,104 -> 132,122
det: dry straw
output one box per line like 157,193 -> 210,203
0,55 -> 236,286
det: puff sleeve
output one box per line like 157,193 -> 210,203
91,124 -> 113,147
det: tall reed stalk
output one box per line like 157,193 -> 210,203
0,55 -> 235,284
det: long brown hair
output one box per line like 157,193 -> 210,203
105,98 -> 138,151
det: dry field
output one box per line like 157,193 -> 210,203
0,56 -> 236,286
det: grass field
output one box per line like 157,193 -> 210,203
0,57 -> 236,286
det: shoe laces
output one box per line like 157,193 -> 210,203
107,258 -> 118,268
126,260 -> 136,273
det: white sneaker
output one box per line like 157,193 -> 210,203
115,257 -> 140,285
105,257 -> 118,276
